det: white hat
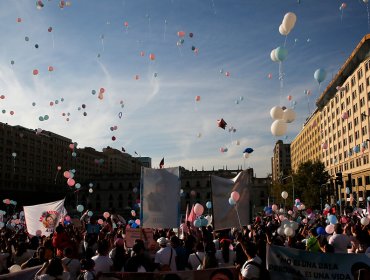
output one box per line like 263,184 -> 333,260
157,237 -> 168,246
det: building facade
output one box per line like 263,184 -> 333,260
271,140 -> 292,182
290,34 -> 370,206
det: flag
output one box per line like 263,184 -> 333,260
211,170 -> 251,230
187,204 -> 196,223
185,204 -> 189,223
159,157 -> 164,169
23,199 -> 67,236
141,167 -> 180,228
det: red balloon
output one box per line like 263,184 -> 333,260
124,21 -> 129,27
149,53 -> 155,61
140,51 -> 145,57
112,136 -> 116,141
17,18 -> 22,23
0,95 -> 4,99
48,27 -> 52,32
33,69 -> 39,75
195,96 -> 201,102
9,111 -> 14,115
67,178 -> 75,187
225,71 -> 230,77
48,66 -> 54,72
177,31 -> 185,37
99,88 -> 105,94
135,75 -> 139,80
63,171 -> 71,178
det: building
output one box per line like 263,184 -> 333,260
271,140 -> 291,182
290,34 -> 370,207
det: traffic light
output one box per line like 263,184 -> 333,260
346,173 -> 352,193
335,172 -> 343,186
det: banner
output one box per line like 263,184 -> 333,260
211,170 -> 251,230
125,228 -> 156,250
23,199 -> 66,236
267,244 -> 370,280
141,167 -> 180,229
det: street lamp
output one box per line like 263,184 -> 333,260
281,175 -> 295,206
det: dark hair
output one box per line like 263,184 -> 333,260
334,224 -> 343,234
55,224 -> 64,234
220,239 -> 231,263
132,243 -> 143,255
244,242 -> 257,258
97,240 -> 109,255
45,258 -> 63,277
80,258 -> 95,270
63,247 -> 73,257
209,268 -> 234,280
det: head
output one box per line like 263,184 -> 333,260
45,257 -> 63,277
55,224 -> 64,234
80,258 -> 95,271
244,242 -> 257,259
170,235 -> 180,248
334,224 -> 343,234
132,243 -> 144,256
63,247 -> 73,258
157,237 -> 168,248
195,242 -> 204,252
97,240 -> 109,256
309,228 -> 318,237
209,268 -> 234,280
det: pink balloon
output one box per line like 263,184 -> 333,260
63,171 -> 71,179
194,203 -> 204,216
287,95 -> 292,101
135,219 -> 141,226
67,178 -> 75,187
57,166 -> 62,171
195,96 -> 201,102
98,219 -> 103,225
69,144 -> 74,150
230,191 -> 240,202
271,204 -> 278,211
103,212 -> 110,219
65,215 -> 71,222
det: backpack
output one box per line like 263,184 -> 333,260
248,261 -> 271,280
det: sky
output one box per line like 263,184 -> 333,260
0,0 -> 369,178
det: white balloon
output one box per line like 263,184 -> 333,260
282,12 -> 297,33
282,108 -> 296,123
243,153 -> 250,159
290,221 -> 299,230
361,217 -> 369,226
364,0 -> 369,3
277,227 -> 285,236
279,24 -> 289,36
284,227 -> 294,237
271,120 -> 288,136
281,191 -> 288,199
270,48 -> 279,62
270,106 -> 284,120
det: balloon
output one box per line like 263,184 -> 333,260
270,106 -> 284,120
48,66 -> 54,72
268,73 -> 272,79
271,204 -> 278,211
290,221 -> 299,230
282,12 -> 297,34
270,49 -> 279,62
195,96 -> 201,102
281,191 -> 288,199
194,203 -> 204,216
124,21 -> 129,27
200,217 -> 208,227
287,95 -> 292,101
230,191 -> 240,202
316,227 -> 326,235
75,183 -> 81,189
325,224 -> 335,234
243,148 -> 254,154
275,46 -> 288,62
271,120 -> 288,136
77,205 -> 84,212
228,197 -> 236,205
135,219 -> 141,226
288,210 -> 293,215
177,31 -> 185,37
194,219 -> 202,227
341,3 -> 346,9
277,227 -> 285,236
206,201 -> 212,209
33,69 -> 39,75
98,219 -> 103,225
149,53 -> 155,61
103,212 -> 110,219
282,108 -> 296,123
284,227 -> 294,237
63,171 -> 71,178
67,178 -> 75,187
279,24 -> 289,36
217,118 -> 227,129
314,68 -> 327,84
342,112 -> 348,120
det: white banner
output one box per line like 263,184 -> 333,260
141,167 -> 180,229
267,244 -> 370,280
211,170 -> 251,230
23,199 -> 67,236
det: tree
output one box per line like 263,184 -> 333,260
293,160 -> 330,209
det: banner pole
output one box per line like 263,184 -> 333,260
235,203 -> 242,230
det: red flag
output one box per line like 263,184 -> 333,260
159,157 -> 164,169
187,204 -> 196,223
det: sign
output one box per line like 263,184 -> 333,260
267,244 -> 370,280
125,228 -> 156,250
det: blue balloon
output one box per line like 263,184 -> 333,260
314,68 -> 327,84
367,196 -> 370,202
327,215 -> 338,224
77,205 -> 84,212
316,227 -> 326,235
206,201 -> 212,209
128,220 -> 134,224
131,223 -> 138,228
194,219 -> 202,227
243,148 -> 254,154
229,197 -> 236,206
200,218 -> 208,227
275,46 -> 288,61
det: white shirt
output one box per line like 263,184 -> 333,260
215,249 -> 236,267
328,233 -> 351,253
154,246 -> 177,272
91,255 -> 113,273
188,252 -> 205,270
62,257 -> 80,280
241,256 -> 262,279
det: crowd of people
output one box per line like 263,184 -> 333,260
0,204 -> 369,280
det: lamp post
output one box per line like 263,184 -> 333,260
281,175 -> 295,206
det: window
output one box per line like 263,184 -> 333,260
348,122 -> 352,130
358,68 -> 363,80
349,135 -> 353,143
351,76 -> 356,87
354,117 -> 359,126
353,103 -> 358,113
359,83 -> 364,94
352,91 -> 357,100
362,126 -> 367,136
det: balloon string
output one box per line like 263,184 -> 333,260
101,39 -> 105,52
279,62 -> 284,106
284,35 -> 288,48
55,170 -> 59,184
210,0 -> 216,14
367,4 -> 370,31
235,203 -> 242,230
163,20 -> 167,41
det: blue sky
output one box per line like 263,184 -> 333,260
0,0 -> 369,177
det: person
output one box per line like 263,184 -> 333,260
215,239 -> 236,267
154,237 -> 177,272
125,243 -> 152,272
188,242 -> 205,270
328,224 -> 351,253
234,232 -> 247,267
13,242 -> 33,265
34,257 -> 70,280
52,225 -> 72,257
170,235 -> 187,271
21,246 -> 51,269
200,242 -> 218,270
91,240 -> 113,274
240,242 -> 262,280
43,214 -> 57,229
62,247 -> 80,280
79,258 -> 96,280
306,228 -> 321,252
109,238 -> 127,272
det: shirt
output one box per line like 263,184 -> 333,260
241,256 -> 262,280
188,252 -> 205,270
62,257 -> 81,280
154,246 -> 177,272
91,255 -> 113,273
328,233 -> 351,253
36,271 -> 70,280
215,250 -> 236,267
